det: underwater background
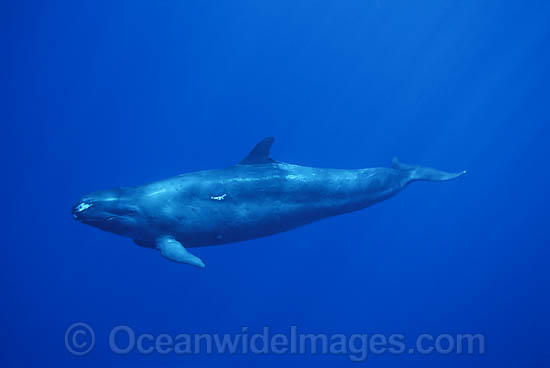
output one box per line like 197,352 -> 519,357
3,0 -> 549,366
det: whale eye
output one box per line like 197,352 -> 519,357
76,202 -> 92,212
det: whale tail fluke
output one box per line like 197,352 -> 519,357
392,157 -> 467,182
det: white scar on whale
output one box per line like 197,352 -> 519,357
75,203 -> 92,212
210,194 -> 227,201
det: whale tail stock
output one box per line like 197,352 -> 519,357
392,157 -> 467,182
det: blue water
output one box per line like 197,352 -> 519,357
3,0 -> 549,366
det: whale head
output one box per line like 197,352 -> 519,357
72,188 -> 140,236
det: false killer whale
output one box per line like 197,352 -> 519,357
72,137 -> 466,267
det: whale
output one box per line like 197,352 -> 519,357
72,137 -> 466,267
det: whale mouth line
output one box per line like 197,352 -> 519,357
105,214 -> 131,222
77,214 -> 120,224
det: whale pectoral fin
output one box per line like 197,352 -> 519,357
156,236 -> 205,268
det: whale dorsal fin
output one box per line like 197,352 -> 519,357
239,137 -> 276,165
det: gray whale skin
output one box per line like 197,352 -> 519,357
72,137 -> 466,268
